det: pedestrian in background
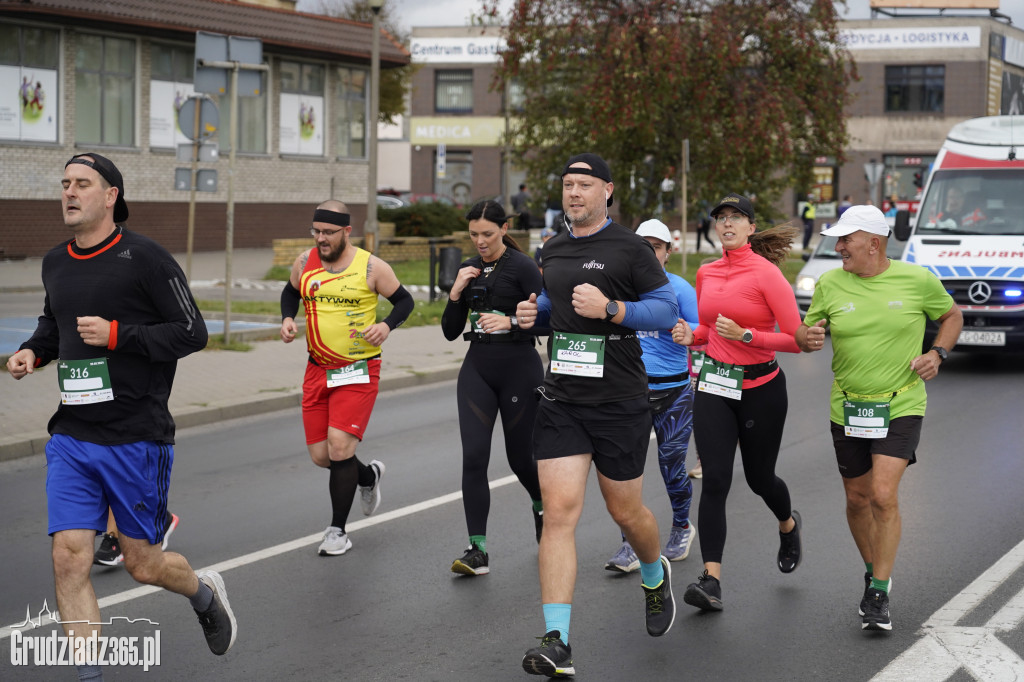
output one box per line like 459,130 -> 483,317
441,200 -> 547,577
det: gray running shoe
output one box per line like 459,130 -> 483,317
359,460 -> 385,516
664,523 -> 695,561
194,570 -> 237,655
317,526 -> 352,556
604,541 -> 640,573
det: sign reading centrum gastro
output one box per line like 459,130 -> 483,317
410,37 -> 505,64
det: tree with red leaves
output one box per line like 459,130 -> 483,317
482,0 -> 856,224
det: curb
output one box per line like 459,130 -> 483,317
0,364 -> 461,464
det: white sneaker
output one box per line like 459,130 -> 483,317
161,512 -> 180,551
359,460 -> 385,516
317,526 -> 352,556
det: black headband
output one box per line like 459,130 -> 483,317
313,209 -> 350,227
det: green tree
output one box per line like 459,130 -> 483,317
481,0 -> 856,224
301,0 -> 417,125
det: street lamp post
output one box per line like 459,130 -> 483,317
366,0 -> 384,253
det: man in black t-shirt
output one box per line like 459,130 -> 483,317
7,154 -> 236,673
516,154 -> 679,677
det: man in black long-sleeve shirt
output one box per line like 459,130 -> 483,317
6,154 -> 236,677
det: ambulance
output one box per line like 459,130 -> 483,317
894,115 -> 1024,351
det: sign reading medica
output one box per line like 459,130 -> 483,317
410,37 -> 505,64
841,26 -> 981,50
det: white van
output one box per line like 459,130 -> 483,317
894,115 -> 1024,351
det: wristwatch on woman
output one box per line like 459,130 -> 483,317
741,329 -> 753,343
510,316 -> 519,329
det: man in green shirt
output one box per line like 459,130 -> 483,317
796,205 -> 962,632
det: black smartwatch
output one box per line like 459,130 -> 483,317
930,345 -> 948,362
510,315 -> 519,329
604,300 -> 620,321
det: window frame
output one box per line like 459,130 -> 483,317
435,69 -> 473,114
75,32 -> 137,147
884,64 -> 945,114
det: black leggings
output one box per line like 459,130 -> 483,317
693,370 -> 792,564
457,342 -> 543,537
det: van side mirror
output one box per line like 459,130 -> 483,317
894,210 -> 911,241
802,252 -> 810,262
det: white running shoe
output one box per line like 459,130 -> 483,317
360,460 -> 385,516
318,526 -> 352,556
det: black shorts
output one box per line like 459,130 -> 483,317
533,395 -> 651,482
830,415 -> 922,479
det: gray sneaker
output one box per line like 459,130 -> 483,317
194,570 -> 237,655
664,523 -> 695,562
604,541 -> 640,573
360,460 -> 385,516
317,526 -> 352,556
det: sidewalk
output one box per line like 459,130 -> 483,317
0,248 -> 472,461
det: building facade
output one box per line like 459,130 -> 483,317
0,0 -> 408,258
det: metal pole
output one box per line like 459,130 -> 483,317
504,76 -> 512,212
681,139 -> 689,276
186,98 -> 202,282
366,8 -> 381,253
224,63 -> 239,344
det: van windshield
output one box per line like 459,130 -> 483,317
813,235 -> 906,260
916,170 -> 1024,236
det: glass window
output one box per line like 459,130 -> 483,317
335,66 -> 367,158
279,60 -> 324,156
1,23 -> 61,142
150,44 -> 195,149
436,70 -> 473,113
75,34 -> 135,145
885,65 -> 944,113
214,71 -> 268,154
506,77 -> 525,112
151,44 -> 193,82
280,60 -> 324,95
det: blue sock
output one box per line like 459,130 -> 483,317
542,603 -> 571,645
640,557 -> 665,588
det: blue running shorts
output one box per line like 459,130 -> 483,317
46,433 -> 173,544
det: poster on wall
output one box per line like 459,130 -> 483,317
150,81 -> 196,148
0,65 -> 58,142
1001,71 -> 1024,115
279,93 -> 323,156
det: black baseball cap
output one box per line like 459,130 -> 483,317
709,192 -> 754,221
65,153 -> 129,223
561,153 -> 614,207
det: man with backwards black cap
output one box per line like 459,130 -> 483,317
516,153 -> 680,677
7,154 -> 236,676
279,199 -> 414,557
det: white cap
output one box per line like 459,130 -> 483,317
820,204 -> 890,237
636,219 -> 673,244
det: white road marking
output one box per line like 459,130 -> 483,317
0,474 -> 519,641
872,536 -> 1024,681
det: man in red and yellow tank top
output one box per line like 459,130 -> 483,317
279,200 -> 414,557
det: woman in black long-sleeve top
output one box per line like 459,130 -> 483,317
441,200 -> 547,577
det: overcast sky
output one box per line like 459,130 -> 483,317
373,0 -> 1024,33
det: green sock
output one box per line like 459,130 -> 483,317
532,499 -> 543,513
470,535 -> 487,553
865,562 -> 873,574
870,576 -> 891,593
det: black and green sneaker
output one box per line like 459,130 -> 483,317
451,543 -> 489,576
522,630 -> 574,677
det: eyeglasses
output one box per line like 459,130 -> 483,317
310,226 -> 345,238
714,214 -> 748,226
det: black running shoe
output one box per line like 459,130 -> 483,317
777,509 -> 802,573
861,587 -> 892,631
643,555 -> 676,637
683,569 -> 723,611
533,508 -> 544,544
858,572 -> 871,616
522,630 -> 574,677
194,570 -> 237,655
94,533 -> 123,566
451,544 -> 489,576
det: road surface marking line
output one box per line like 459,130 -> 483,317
0,474 -> 518,640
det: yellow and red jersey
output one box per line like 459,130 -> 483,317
300,247 -> 379,367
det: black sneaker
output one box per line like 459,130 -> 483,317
94,533 -> 123,566
194,570 -> 237,655
451,544 -> 489,576
683,569 -> 723,611
862,587 -> 892,631
858,572 -> 871,616
777,509 -> 802,573
643,555 -> 676,637
522,630 -> 574,677
533,508 -> 544,543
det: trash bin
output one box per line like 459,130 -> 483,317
438,246 -> 462,293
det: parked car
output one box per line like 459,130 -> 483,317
400,193 -> 457,207
377,194 -> 411,209
794,225 -> 906,315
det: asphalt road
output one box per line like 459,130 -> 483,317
1,349 -> 1023,681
